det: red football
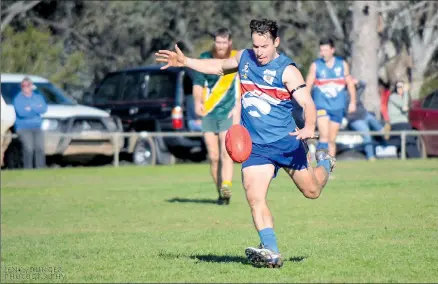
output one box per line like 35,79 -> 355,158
225,124 -> 252,163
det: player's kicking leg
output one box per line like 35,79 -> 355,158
242,164 -> 284,268
285,141 -> 336,199
241,137 -> 335,268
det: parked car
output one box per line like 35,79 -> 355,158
1,73 -> 123,168
409,89 -> 438,157
82,66 -> 207,166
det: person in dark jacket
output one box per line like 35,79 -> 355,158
13,77 -> 48,169
346,78 -> 385,161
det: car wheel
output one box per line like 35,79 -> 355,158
133,137 -> 156,166
188,150 -> 207,163
155,139 -> 176,165
4,140 -> 23,169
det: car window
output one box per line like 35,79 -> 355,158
428,93 -> 438,109
1,82 -> 75,105
422,93 -> 434,108
95,73 -> 123,104
0,83 -> 20,104
142,73 -> 177,99
122,72 -> 148,101
36,83 -> 76,105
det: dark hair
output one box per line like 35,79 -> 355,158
378,78 -> 390,89
213,28 -> 232,40
249,19 -> 278,40
319,38 -> 335,48
394,80 -> 405,92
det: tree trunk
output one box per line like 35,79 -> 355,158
1,1 -> 41,34
350,1 -> 380,117
410,38 -> 437,99
402,1 -> 438,99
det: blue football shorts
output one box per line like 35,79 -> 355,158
242,134 -> 309,178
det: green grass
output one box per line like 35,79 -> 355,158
1,159 -> 438,283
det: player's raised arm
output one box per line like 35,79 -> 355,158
155,44 -> 242,76
283,65 -> 317,140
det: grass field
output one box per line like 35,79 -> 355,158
1,159 -> 438,283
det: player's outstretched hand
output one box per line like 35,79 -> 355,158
155,44 -> 186,70
289,127 -> 317,140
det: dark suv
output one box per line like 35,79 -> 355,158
82,66 -> 207,165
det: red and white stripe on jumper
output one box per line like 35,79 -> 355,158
240,80 -> 290,101
314,78 -> 346,86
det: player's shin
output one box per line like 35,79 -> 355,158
328,142 -> 336,157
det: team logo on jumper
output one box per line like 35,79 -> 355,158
320,70 -> 326,78
263,69 -> 276,85
242,92 -> 271,117
241,62 -> 249,79
242,91 -> 281,118
319,84 -> 344,98
334,67 -> 342,77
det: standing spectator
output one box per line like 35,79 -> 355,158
387,81 -> 420,158
379,79 -> 392,139
1,94 -> 16,167
13,77 -> 48,169
347,78 -> 385,161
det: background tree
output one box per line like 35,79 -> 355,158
350,1 -> 380,116
0,24 -> 85,87
1,0 -> 436,101
378,1 -> 438,98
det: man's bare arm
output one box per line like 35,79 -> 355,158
231,79 -> 241,125
186,55 -> 240,76
305,62 -> 317,90
283,65 -> 317,138
193,85 -> 204,117
156,44 -> 242,75
344,61 -> 357,112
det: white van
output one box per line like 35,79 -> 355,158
1,73 -> 123,168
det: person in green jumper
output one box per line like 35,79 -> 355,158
192,27 -> 240,205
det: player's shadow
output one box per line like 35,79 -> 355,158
190,254 -> 308,264
159,251 -> 308,265
190,254 -> 248,264
158,252 -> 247,264
166,197 -> 218,204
